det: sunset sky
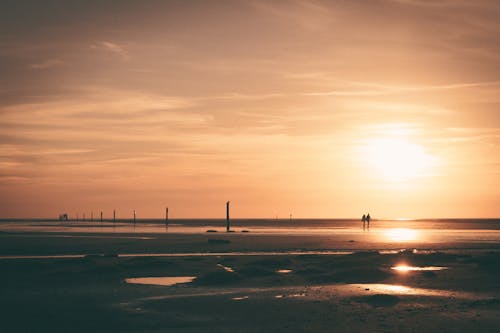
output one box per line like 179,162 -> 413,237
1,0 -> 499,218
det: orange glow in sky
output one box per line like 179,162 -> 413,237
0,1 -> 499,218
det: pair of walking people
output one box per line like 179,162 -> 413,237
362,213 -> 371,228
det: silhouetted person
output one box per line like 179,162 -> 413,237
362,214 -> 366,230
366,213 -> 371,227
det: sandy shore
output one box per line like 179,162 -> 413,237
1,223 -> 499,332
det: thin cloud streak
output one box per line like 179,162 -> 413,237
90,41 -> 130,60
30,59 -> 64,69
304,81 -> 500,96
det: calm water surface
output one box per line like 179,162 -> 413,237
1,218 -> 499,246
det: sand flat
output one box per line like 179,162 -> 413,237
1,220 -> 499,332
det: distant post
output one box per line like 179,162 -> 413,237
165,207 -> 169,226
113,209 -> 116,224
100,211 -> 103,223
83,213 -> 85,222
226,201 -> 230,232
91,211 -> 93,222
133,210 -> 136,224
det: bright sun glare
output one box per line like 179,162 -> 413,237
365,138 -> 435,182
384,228 -> 419,242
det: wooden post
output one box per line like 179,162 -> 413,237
91,211 -> 93,222
133,210 -> 136,224
113,209 -> 116,224
165,207 -> 169,226
226,201 -> 230,232
100,211 -> 103,223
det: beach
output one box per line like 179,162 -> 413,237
1,219 -> 499,332
3,0 -> 500,331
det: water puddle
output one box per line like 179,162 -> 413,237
379,249 -> 438,255
125,276 -> 196,286
273,293 -> 305,298
232,296 -> 249,301
350,284 -> 477,299
119,250 -> 353,257
217,263 -> 235,273
391,265 -> 448,272
379,250 -> 403,254
10,234 -> 154,240
0,251 -> 352,260
0,254 -> 86,260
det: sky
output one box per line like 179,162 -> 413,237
1,0 -> 499,219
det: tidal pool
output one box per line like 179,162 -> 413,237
391,265 -> 448,272
125,276 -> 196,286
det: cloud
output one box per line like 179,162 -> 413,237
389,0 -> 498,8
303,81 -> 500,97
0,145 -> 95,157
198,92 -> 285,101
30,59 -> 63,69
251,0 -> 333,31
91,41 -> 129,59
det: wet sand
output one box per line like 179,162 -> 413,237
1,220 -> 499,332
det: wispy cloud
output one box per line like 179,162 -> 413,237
303,81 -> 500,97
390,0 -> 497,8
0,145 -> 95,157
91,41 -> 129,59
30,59 -> 63,69
198,92 -> 285,101
251,0 -> 333,31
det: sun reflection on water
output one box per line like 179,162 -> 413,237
384,228 -> 419,242
392,265 -> 448,272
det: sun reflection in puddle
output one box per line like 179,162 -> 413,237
276,269 -> 293,274
125,276 -> 196,286
232,296 -> 249,301
273,293 -> 306,299
391,265 -> 448,272
217,263 -> 235,272
352,284 -> 463,297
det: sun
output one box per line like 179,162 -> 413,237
362,137 -> 436,182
